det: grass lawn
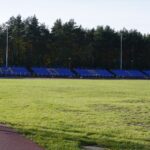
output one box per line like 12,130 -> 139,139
0,79 -> 149,150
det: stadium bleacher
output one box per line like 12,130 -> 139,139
126,70 -> 146,78
32,67 -> 75,77
53,68 -> 75,77
0,67 -> 13,76
112,69 -> 146,78
74,68 -> 113,78
74,68 -> 97,77
47,68 -> 59,77
111,69 -> 130,78
47,68 -> 75,77
0,67 -> 30,77
11,67 -> 31,76
32,67 -> 50,76
96,69 -> 113,78
143,70 -> 150,78
0,66 -> 149,79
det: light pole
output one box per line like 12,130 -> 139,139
120,32 -> 123,70
6,27 -> 8,67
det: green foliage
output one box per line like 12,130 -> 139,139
0,79 -> 149,150
0,15 -> 150,68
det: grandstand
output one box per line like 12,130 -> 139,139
74,68 -> 113,78
32,67 -> 50,77
0,66 -> 149,79
143,70 -> 150,78
96,69 -> 113,78
111,69 -> 130,78
126,70 -> 146,78
74,68 -> 98,78
48,68 -> 74,77
32,68 -> 74,77
0,67 -> 30,77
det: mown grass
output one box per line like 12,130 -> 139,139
0,79 -> 149,150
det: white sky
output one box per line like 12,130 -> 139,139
0,0 -> 150,33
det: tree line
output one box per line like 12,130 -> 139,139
0,15 -> 150,69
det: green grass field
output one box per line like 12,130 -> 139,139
0,79 -> 149,150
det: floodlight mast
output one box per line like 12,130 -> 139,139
6,27 -> 8,67
120,32 -> 123,70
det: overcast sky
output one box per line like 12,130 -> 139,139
0,0 -> 150,33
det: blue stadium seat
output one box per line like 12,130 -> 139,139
32,67 -> 74,77
126,70 -> 146,78
74,68 -> 97,77
111,69 -> 130,78
87,69 -> 99,77
74,68 -> 113,78
47,68 -> 74,77
11,67 -> 31,76
143,70 -> 150,77
0,67 -> 15,76
47,68 -> 59,77
56,68 -> 75,77
0,67 -> 30,77
95,69 -> 113,77
32,67 -> 50,76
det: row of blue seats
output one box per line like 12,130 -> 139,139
111,70 -> 149,78
0,67 -> 30,76
74,68 -> 113,77
32,67 -> 74,77
32,68 -> 113,78
74,68 -> 150,78
0,67 -> 150,78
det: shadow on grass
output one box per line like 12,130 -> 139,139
4,122 -> 149,150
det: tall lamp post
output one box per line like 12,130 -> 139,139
6,27 -> 9,67
120,32 -> 123,70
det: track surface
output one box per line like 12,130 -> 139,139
0,125 -> 44,150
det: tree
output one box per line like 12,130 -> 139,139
0,15 -> 149,69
